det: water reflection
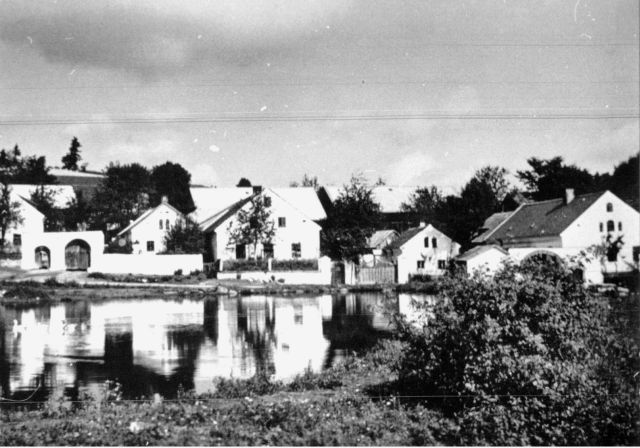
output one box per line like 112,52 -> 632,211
0,293 -> 428,401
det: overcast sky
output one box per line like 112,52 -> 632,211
0,0 -> 637,191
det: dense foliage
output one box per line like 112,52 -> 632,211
321,174 -> 382,262
61,137 -> 82,171
227,195 -> 275,260
162,219 -> 205,254
395,260 -> 638,445
150,162 -> 196,214
272,258 -> 318,271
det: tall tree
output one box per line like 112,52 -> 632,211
89,162 -> 152,238
30,185 -> 64,231
321,174 -> 382,262
150,161 -> 195,214
517,157 -> 599,201
0,182 -> 22,250
227,195 -> 275,260
236,177 -> 252,187
61,137 -> 82,171
401,185 -> 443,226
0,145 -> 55,184
607,153 -> 639,210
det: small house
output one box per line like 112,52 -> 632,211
456,245 -> 509,276
388,224 -> 460,283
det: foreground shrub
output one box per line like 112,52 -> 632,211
395,261 -> 639,445
2,285 -> 50,301
222,258 -> 268,272
272,258 -> 319,271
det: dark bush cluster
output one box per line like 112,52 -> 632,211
272,258 -> 319,271
394,261 -> 639,445
222,258 -> 268,272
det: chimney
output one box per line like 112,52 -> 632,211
161,195 -> 168,204
564,188 -> 575,204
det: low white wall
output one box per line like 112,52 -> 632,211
217,256 -> 331,285
92,254 -> 203,276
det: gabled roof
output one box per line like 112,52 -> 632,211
367,230 -> 399,249
190,187 -> 253,223
388,226 -> 427,249
483,191 -> 606,244
456,244 -> 508,261
199,195 -> 255,233
472,211 -> 513,244
11,193 -> 45,217
270,187 -> 326,220
9,184 -> 76,208
117,201 -> 183,236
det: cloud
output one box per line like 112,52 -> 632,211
0,0 -> 352,76
386,151 -> 435,186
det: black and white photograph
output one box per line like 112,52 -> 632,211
0,0 -> 638,445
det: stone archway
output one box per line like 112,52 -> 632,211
65,239 -> 91,271
34,246 -> 51,269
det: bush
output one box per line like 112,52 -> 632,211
163,220 -> 204,254
271,258 -> 318,271
223,259 -> 268,272
0,251 -> 21,260
394,260 -> 638,445
2,285 -> 50,301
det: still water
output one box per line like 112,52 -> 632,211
0,293 -> 428,401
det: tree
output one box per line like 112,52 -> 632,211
61,137 -> 82,171
607,153 -> 639,210
321,174 -> 382,262
163,219 -> 204,254
289,174 -> 319,189
517,157 -> 600,201
89,163 -> 152,238
63,195 -> 92,231
150,162 -> 195,214
0,145 -> 55,184
236,177 -> 252,187
227,195 -> 275,259
472,166 -> 510,203
0,182 -> 22,250
401,185 -> 443,225
30,185 -> 64,231
395,260 -> 637,445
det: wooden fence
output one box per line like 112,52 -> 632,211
356,264 -> 396,284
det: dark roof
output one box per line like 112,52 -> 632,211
200,194 -> 255,232
456,244 -> 508,261
484,191 -> 605,244
472,212 -> 513,244
388,226 -> 425,249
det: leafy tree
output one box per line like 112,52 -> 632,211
321,174 -> 382,262
395,260 -> 637,445
0,182 -> 22,250
401,185 -> 443,226
0,145 -> 55,184
290,174 -> 319,189
237,177 -> 252,187
29,185 -> 64,231
61,137 -> 82,171
472,166 -> 510,203
607,153 -> 639,210
150,162 -> 195,214
63,195 -> 92,231
163,219 -> 204,254
89,163 -> 151,238
227,195 -> 275,260
517,156 -> 599,201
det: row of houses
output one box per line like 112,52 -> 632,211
3,171 -> 639,285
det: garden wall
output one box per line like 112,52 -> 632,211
216,256 -> 331,285
92,254 -> 203,276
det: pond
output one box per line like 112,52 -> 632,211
0,292 -> 432,402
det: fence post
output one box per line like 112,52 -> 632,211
267,258 -> 273,272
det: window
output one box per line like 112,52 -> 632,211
13,234 -> 21,246
417,260 -> 425,269
165,219 -> 170,230
146,241 -> 155,252
264,196 -> 272,207
263,243 -> 274,259
599,222 -> 603,232
236,244 -> 246,259
607,220 -> 615,232
606,202 -> 613,212
423,237 -> 429,248
431,237 -> 437,248
437,260 -> 446,270
633,246 -> 639,263
291,243 -> 301,258
159,220 -> 163,229
618,222 -> 622,231
278,217 -> 286,228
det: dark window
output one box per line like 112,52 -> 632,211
607,220 -> 615,232
423,237 -> 429,248
263,243 -> 274,259
13,234 -> 21,246
159,220 -> 163,229
618,222 -> 622,231
278,217 -> 286,227
431,237 -> 437,248
599,222 -> 603,232
146,241 -> 155,252
165,219 -> 170,230
291,243 -> 301,258
437,260 -> 446,269
236,244 -> 246,259
606,202 -> 613,212
417,260 -> 425,269
264,197 -> 272,207
633,246 -> 639,263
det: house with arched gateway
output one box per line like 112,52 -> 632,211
458,189 -> 639,284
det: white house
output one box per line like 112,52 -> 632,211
455,245 -> 510,276
200,188 -> 322,263
388,224 -> 461,283
477,189 -> 640,275
117,196 -> 184,254
2,191 -> 45,253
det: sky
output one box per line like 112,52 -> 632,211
0,0 -> 638,192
